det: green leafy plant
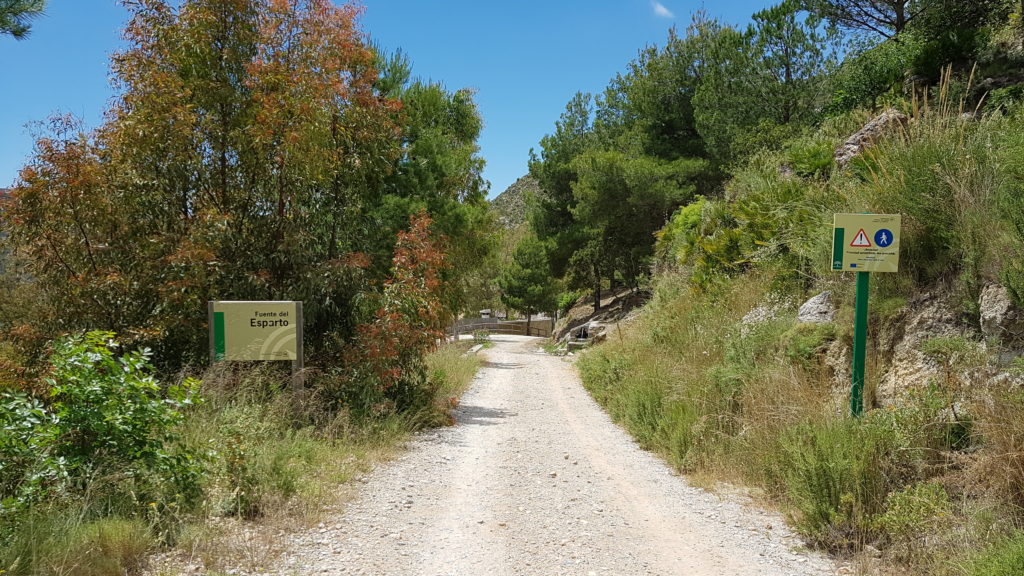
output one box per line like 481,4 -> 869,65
783,323 -> 838,369
874,482 -> 951,559
785,137 -> 835,178
557,291 -> 583,316
968,531 -> 1024,576
0,331 -> 203,516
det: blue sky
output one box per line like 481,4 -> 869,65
0,0 -> 774,197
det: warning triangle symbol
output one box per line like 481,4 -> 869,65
850,229 -> 872,247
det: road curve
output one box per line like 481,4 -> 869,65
280,335 -> 839,576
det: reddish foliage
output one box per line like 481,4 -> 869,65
2,0 -> 403,365
345,211 -> 449,402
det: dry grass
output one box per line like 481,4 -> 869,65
148,341 -> 480,574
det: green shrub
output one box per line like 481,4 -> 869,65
557,291 -> 583,316
873,482 -> 951,559
785,137 -> 835,179
828,36 -> 924,113
986,84 -> 1024,113
968,532 -> 1024,576
782,323 -> 837,370
655,196 -> 705,266
0,331 -> 203,516
779,418 -> 897,549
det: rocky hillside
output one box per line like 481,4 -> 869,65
490,174 -> 537,229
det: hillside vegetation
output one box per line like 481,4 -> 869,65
520,1 -> 1024,573
491,175 -> 539,230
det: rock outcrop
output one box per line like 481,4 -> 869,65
797,292 -> 835,324
834,109 -> 909,168
875,292 -> 964,403
979,283 -> 1024,346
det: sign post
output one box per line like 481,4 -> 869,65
208,300 -> 304,395
831,214 -> 901,417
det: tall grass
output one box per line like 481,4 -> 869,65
1,340 -> 481,575
843,83 -> 1024,313
579,98 -> 1024,573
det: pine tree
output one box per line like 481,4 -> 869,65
498,237 -> 557,334
0,0 -> 45,39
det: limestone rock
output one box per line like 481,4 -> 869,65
835,109 -> 909,168
979,283 -> 1024,345
797,292 -> 835,324
876,293 -> 962,404
559,321 -> 607,351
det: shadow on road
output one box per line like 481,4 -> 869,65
455,403 -> 515,426
481,361 -> 523,370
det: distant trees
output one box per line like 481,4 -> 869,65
526,2 -> 839,304
0,0 -> 44,39
528,92 -> 594,279
498,236 -> 557,332
694,0 -> 840,163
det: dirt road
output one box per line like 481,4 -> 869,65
280,335 -> 838,575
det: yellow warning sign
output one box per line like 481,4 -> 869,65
832,214 -> 901,273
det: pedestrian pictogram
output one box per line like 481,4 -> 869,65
875,229 -> 893,248
850,229 -> 872,247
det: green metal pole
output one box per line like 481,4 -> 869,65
851,271 -> 870,417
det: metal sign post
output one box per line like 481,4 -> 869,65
851,272 -> 870,417
831,214 -> 901,417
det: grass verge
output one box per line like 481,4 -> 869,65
0,340 -> 481,575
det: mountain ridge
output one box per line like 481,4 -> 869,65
490,174 -> 537,229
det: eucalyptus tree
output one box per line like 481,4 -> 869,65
5,0 -> 401,363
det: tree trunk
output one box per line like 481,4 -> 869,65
526,311 -> 532,336
593,263 -> 602,311
894,3 -> 907,35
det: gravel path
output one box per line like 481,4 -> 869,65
280,335 -> 841,576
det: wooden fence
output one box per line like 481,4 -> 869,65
450,318 -> 552,338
